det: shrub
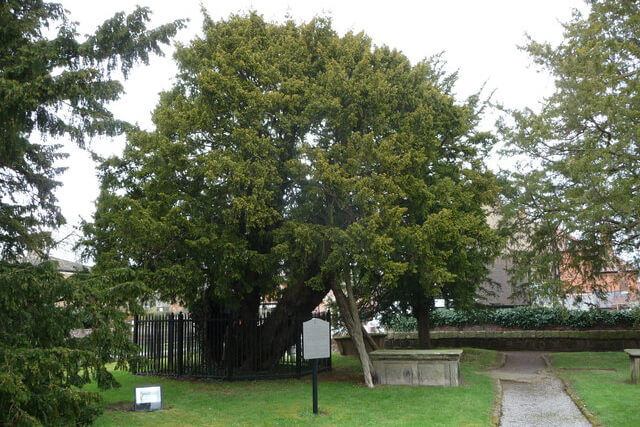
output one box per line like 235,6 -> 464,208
383,312 -> 417,332
0,262 -> 139,426
380,307 -> 640,331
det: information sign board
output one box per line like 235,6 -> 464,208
303,318 -> 330,360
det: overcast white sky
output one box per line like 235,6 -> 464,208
51,0 -> 588,260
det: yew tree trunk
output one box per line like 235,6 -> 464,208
256,280 -> 330,370
197,278 -> 330,372
331,279 -> 375,388
413,297 -> 434,349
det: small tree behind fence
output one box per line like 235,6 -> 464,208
132,311 -> 331,380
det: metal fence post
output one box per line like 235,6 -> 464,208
177,312 -> 184,376
226,317 -> 234,381
131,315 -> 139,374
133,314 -> 139,345
168,313 -> 175,372
152,315 -> 159,372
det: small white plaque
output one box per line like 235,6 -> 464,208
303,318 -> 330,359
135,386 -> 162,411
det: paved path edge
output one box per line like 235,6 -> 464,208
541,354 -> 603,427
490,378 -> 503,427
490,352 -> 507,427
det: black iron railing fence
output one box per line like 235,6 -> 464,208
132,311 -> 331,380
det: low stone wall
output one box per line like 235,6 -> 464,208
386,330 -> 640,351
333,333 -> 387,356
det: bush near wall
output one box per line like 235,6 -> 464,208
384,330 -> 640,352
382,307 -> 640,331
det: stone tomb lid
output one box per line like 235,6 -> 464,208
624,349 -> 640,357
370,349 -> 463,361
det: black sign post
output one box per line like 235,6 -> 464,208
303,318 -> 330,415
312,359 -> 319,414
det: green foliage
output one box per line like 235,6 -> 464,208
380,310 -> 418,332
0,348 -> 103,427
0,0 -> 184,258
382,307 -> 640,330
84,13 -> 501,333
0,262 -> 139,426
500,0 -> 640,296
0,2 -> 182,425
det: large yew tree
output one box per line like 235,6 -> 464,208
85,13 -> 500,386
0,2 -> 182,425
500,0 -> 640,300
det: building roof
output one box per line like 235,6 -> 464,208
20,253 -> 90,273
49,256 -> 89,273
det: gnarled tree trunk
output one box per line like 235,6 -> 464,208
257,279 -> 331,370
331,277 -> 375,388
196,276 -> 330,372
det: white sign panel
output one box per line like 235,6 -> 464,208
134,386 -> 162,411
303,318 -> 330,359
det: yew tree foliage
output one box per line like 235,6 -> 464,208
85,12 -> 500,350
500,0 -> 640,300
0,262 -> 138,426
0,1 -> 182,425
0,0 -> 184,258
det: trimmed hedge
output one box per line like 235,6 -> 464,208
382,307 -> 640,331
384,329 -> 640,351
387,330 -> 640,340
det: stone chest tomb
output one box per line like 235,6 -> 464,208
370,349 -> 462,386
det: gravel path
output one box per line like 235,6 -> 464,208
493,351 -> 591,427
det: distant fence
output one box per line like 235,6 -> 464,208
132,311 -> 331,380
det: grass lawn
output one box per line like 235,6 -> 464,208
87,349 -> 498,426
549,352 -> 640,427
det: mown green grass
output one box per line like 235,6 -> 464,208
550,352 -> 640,427
88,349 -> 498,426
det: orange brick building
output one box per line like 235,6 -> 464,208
560,255 -> 638,309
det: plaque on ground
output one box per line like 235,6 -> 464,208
303,318 -> 330,359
